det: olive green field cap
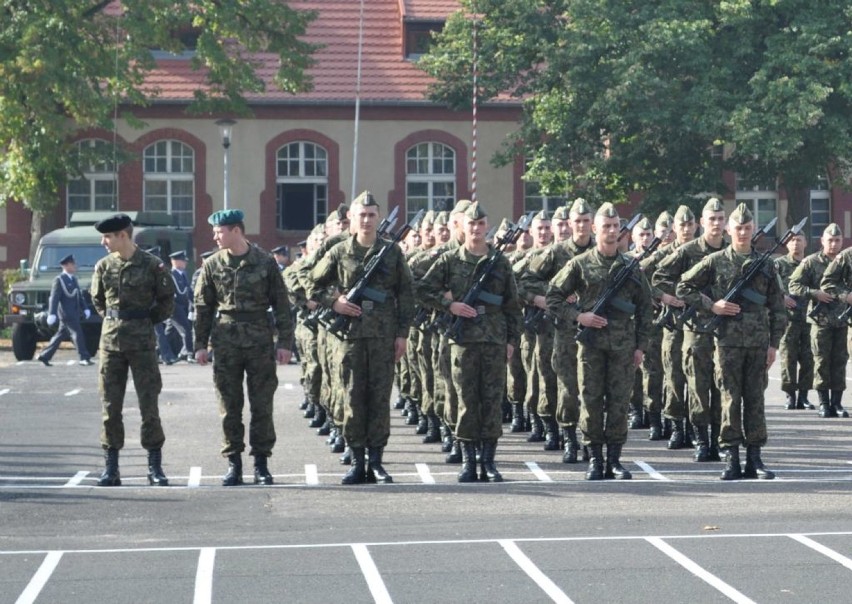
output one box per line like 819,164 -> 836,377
730,202 -> 754,224
674,205 -> 695,224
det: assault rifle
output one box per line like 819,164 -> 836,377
702,216 -> 808,333
439,212 -> 534,343
575,217 -> 665,346
524,214 -> 643,334
656,218 -> 777,332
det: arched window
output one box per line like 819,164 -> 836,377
66,139 -> 117,222
143,140 -> 195,227
405,142 -> 455,222
276,141 -> 328,230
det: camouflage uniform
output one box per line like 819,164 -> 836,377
821,247 -> 852,411
284,259 -> 321,409
774,253 -> 814,406
194,244 -> 294,459
91,248 -> 175,452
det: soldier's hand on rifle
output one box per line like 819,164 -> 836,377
533,295 -> 547,310
578,312 -> 607,329
813,290 -> 834,303
394,337 -> 407,362
306,299 -> 318,310
449,301 -> 478,318
784,295 -> 798,309
660,293 -> 684,308
712,300 -> 740,316
333,295 -> 362,317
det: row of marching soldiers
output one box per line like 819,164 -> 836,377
284,190 -> 852,484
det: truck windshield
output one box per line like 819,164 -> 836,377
35,246 -> 108,272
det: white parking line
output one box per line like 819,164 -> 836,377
415,463 -> 435,484
63,471 -> 89,488
284,383 -> 294,390
305,464 -> 319,485
193,548 -> 215,604
634,460 -> 670,481
63,389 -> 81,397
646,537 -> 756,603
0,388 -> 10,396
525,461 -> 553,482
499,540 -> 573,603
789,534 -> 852,571
351,544 -> 393,604
187,467 -> 202,488
15,551 -> 62,604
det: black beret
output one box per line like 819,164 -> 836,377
94,213 -> 132,233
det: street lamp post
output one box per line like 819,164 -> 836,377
216,118 -> 236,210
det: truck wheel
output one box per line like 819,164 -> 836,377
12,323 -> 38,361
83,323 -> 101,357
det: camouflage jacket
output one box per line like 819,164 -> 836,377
91,248 -> 175,352
774,254 -> 807,323
677,247 -> 786,348
283,258 -> 308,318
308,235 -> 415,339
517,242 -> 575,302
821,248 -> 852,309
788,251 -> 846,328
418,244 -> 522,347
546,248 -> 652,352
640,240 -> 683,300
194,244 -> 294,350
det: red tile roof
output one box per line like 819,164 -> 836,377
402,0 -> 462,21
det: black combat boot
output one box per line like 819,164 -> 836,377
648,411 -> 664,441
582,445 -> 590,462
502,399 -> 513,423
415,408 -> 429,434
405,402 -> 420,426
743,445 -> 775,479
309,404 -> 326,429
684,419 -> 696,448
831,390 -> 849,418
445,438 -> 462,464
708,423 -> 722,462
604,443 -> 632,479
797,389 -> 814,410
628,402 -> 644,430
341,447 -> 367,484
510,403 -> 526,432
543,417 -> 561,451
527,413 -> 545,443
480,440 -> 503,482
331,434 -> 346,454
693,424 -> 710,462
253,455 -> 273,485
457,441 -> 478,483
317,415 -> 332,436
299,398 -> 309,410
422,414 -> 441,444
339,446 -> 352,465
222,453 -> 243,486
667,419 -> 686,449
303,402 -> 316,419
719,446 -> 742,481
146,448 -> 169,486
818,390 -> 835,417
784,391 -> 796,410
326,424 -> 338,446
401,396 -> 413,416
585,444 -> 604,480
562,426 -> 580,464
367,447 -> 393,484
97,448 -> 121,487
393,394 -> 406,410
441,425 -> 454,453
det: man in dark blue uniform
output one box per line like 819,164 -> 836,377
37,254 -> 94,366
166,250 -> 194,361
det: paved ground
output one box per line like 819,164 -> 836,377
1,348 -> 851,603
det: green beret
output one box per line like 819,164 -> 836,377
570,197 -> 593,216
656,211 -> 673,228
730,202 -> 753,225
595,202 -> 619,219
352,191 -> 378,207
464,201 -> 488,220
824,223 -> 842,237
94,213 -> 132,233
634,217 -> 653,231
674,205 -> 695,223
434,211 -> 449,226
703,197 -> 724,213
422,210 -> 436,225
452,199 -> 472,214
208,209 -> 245,226
533,209 -> 550,221
552,206 -> 570,220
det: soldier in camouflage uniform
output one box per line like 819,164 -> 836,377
547,203 -> 652,480
90,213 -> 175,487
194,209 -> 294,486
308,193 -> 415,484
654,198 -> 727,462
821,244 -> 852,415
628,217 -> 655,429
789,224 -> 848,418
774,232 -> 814,410
419,202 -> 522,482
677,203 -> 786,480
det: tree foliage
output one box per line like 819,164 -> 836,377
420,0 -> 852,219
0,0 -> 317,213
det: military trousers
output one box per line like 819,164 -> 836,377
405,327 -> 422,405
431,331 -> 447,420
521,331 -> 538,413
506,335 -> 527,405
417,329 -> 436,415
714,346 -> 768,448
552,329 -> 581,427
451,342 -> 505,441
779,320 -> 813,393
683,330 -> 721,427
213,342 -> 278,457
338,337 -> 394,449
641,329 -> 663,412
319,330 -> 343,423
99,347 -> 164,451
577,344 -> 633,445
438,335 -> 459,428
811,324 -> 848,391
662,328 -> 687,419
534,323 -> 558,418
296,323 -> 322,405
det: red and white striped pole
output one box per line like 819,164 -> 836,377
471,5 -> 478,203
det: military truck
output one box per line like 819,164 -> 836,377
5,211 -> 194,361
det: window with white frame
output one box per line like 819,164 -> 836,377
735,173 -> 777,238
276,142 -> 328,230
143,140 -> 195,227
809,174 -> 831,240
524,178 -> 565,214
406,142 -> 455,222
66,139 -> 117,222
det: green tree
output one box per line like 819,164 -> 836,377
420,0 -> 852,222
0,0 -> 317,257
